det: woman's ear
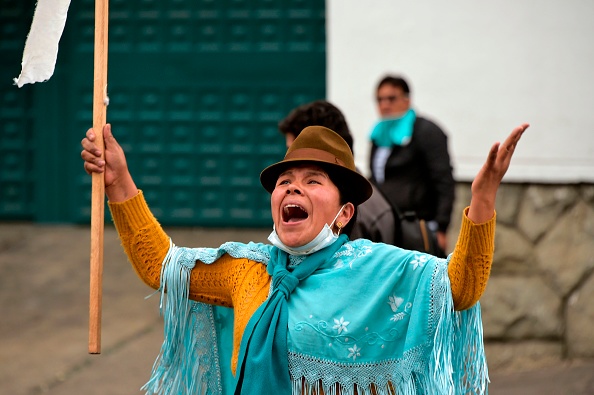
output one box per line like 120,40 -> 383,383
336,202 -> 355,230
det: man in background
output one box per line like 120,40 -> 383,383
369,75 -> 455,255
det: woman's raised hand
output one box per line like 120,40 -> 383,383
468,123 -> 530,224
81,123 -> 138,202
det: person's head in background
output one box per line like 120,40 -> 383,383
277,100 -> 358,237
278,100 -> 354,153
376,75 -> 411,118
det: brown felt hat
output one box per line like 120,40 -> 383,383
260,125 -> 373,206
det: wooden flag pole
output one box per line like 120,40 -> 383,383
89,0 -> 109,354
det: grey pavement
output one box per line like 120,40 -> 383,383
1,223 -> 593,395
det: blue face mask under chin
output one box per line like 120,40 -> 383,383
370,108 -> 417,147
268,204 -> 346,256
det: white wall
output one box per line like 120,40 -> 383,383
327,0 -> 594,182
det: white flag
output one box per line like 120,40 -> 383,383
14,0 -> 72,88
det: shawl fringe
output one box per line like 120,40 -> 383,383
142,241 -> 224,395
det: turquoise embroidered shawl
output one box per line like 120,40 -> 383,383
142,239 -> 488,395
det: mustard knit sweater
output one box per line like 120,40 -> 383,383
109,191 -> 495,374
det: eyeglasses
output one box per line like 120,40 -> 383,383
376,95 -> 403,104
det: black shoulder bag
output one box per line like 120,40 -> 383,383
393,206 -> 443,257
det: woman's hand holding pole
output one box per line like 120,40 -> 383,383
81,123 -> 138,203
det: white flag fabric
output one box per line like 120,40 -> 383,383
14,0 -> 72,88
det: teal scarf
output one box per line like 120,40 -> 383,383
370,109 -> 416,147
234,235 -> 348,394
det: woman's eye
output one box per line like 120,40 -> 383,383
278,179 -> 290,186
308,179 -> 321,184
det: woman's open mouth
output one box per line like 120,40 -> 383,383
282,204 -> 308,223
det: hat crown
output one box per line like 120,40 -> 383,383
284,126 -> 356,171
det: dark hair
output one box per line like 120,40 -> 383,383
376,75 -> 411,96
278,100 -> 354,154
278,100 -> 358,236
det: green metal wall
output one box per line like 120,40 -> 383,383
0,0 -> 35,219
0,0 -> 326,226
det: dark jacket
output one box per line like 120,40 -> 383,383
350,183 -> 397,244
369,116 -> 455,233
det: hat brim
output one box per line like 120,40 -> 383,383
260,158 -> 373,206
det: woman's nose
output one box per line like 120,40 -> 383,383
286,187 -> 302,195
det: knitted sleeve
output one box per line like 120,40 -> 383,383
108,190 -> 269,308
109,191 -> 271,373
447,207 -> 496,311
109,190 -> 169,292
